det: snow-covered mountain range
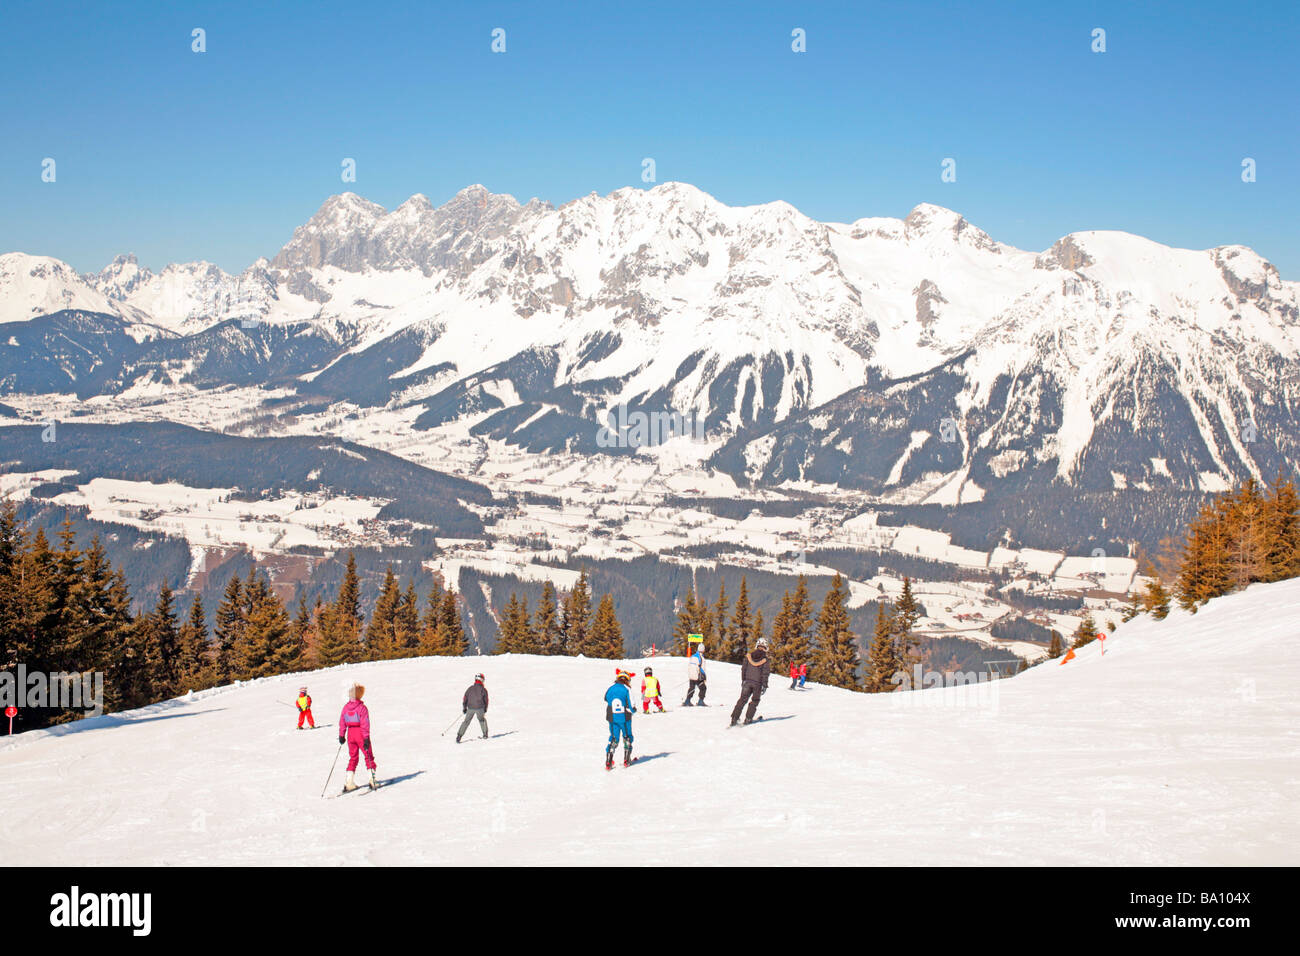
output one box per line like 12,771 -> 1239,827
2,182 -> 1298,518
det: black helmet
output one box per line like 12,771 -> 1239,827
644,667 -> 653,675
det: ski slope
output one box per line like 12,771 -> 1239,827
2,578 -> 1298,866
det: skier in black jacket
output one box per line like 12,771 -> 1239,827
456,673 -> 489,743
730,638 -> 771,726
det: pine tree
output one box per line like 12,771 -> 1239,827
496,593 -> 523,654
1072,613 -> 1099,648
711,581 -> 729,656
671,587 -> 699,655
535,581 -> 562,655
589,594 -> 624,659
813,573 -> 859,689
561,570 -> 593,655
724,577 -> 752,663
213,573 -> 244,684
1046,629 -> 1064,659
176,595 -> 212,692
395,581 -> 421,657
864,603 -> 899,693
143,583 -> 181,698
893,578 -> 923,674
366,565 -> 401,660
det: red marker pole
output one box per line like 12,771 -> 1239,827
5,706 -> 15,735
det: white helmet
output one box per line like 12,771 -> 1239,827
756,637 -> 769,649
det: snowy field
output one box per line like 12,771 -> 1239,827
2,578 -> 1296,866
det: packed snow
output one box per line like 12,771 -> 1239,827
3,577 -> 1295,865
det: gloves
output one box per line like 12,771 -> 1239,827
338,735 -> 345,745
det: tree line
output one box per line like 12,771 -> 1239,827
1125,475 -> 1300,621
666,572 -> 925,693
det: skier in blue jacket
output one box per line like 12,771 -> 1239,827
604,669 -> 635,769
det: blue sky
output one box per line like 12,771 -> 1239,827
2,0 -> 1297,276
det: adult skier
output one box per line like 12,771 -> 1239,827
682,644 -> 707,706
604,669 -> 635,769
641,667 -> 665,713
295,685 -> 315,729
338,682 -> 377,791
730,637 -> 771,726
456,673 -> 489,743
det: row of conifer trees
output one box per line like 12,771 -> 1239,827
661,573 -> 925,693
0,504 -> 629,730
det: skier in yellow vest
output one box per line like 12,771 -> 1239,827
295,686 -> 315,729
640,667 -> 665,713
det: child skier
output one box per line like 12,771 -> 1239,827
682,645 -> 707,706
604,669 -> 635,769
456,673 -> 489,743
788,662 -> 799,690
296,686 -> 315,729
798,662 -> 809,688
641,667 -> 665,713
338,682 -> 377,791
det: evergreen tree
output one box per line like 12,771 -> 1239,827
535,581 -> 562,655
712,581 -> 729,659
671,587 -> 699,655
813,573 -> 859,690
1071,613 -> 1099,648
561,570 -> 594,655
893,578 -> 923,674
176,595 -> 212,692
395,581 -> 421,657
366,565 -> 401,660
213,573 -> 244,684
1046,629 -> 1064,660
589,594 -> 624,659
864,602 -> 899,693
723,577 -> 752,663
143,583 -> 181,698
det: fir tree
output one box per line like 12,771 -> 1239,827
535,581 -> 562,655
589,594 -> 624,659
561,570 -> 594,655
813,573 -> 859,690
723,577 -> 752,663
864,602 -> 899,693
143,583 -> 181,698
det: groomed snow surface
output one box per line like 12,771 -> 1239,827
3,579 -> 1297,866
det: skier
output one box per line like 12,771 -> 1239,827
682,644 -> 707,706
798,662 -> 809,688
604,669 -> 635,769
730,637 -> 771,726
338,682 -> 377,791
788,662 -> 799,690
456,673 -> 489,743
641,667 -> 665,713
295,685 -> 315,729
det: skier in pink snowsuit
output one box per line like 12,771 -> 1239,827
338,682 -> 377,791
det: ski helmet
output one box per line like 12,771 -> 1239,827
615,669 -> 631,684
756,637 -> 769,649
644,667 -> 653,676
475,673 -> 485,683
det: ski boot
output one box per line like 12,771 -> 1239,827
623,745 -> 633,767
605,749 -> 615,771
368,769 -> 378,789
682,700 -> 693,707
343,771 -> 358,792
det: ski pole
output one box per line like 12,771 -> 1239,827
440,714 -> 462,736
321,743 -> 343,798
